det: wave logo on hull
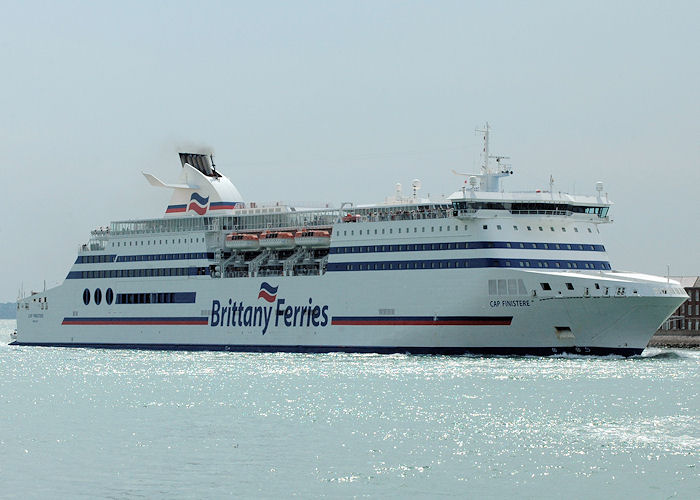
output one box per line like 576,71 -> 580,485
188,193 -> 209,215
258,282 -> 278,302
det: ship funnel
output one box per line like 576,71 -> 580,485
178,152 -> 219,178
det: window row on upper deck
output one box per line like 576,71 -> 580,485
330,241 -> 605,255
76,252 -> 215,264
327,257 -> 612,272
452,201 -> 609,217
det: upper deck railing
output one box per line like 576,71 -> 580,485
107,209 -> 340,237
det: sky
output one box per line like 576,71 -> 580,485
0,0 -> 698,301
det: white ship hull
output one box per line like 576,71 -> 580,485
15,266 -> 685,356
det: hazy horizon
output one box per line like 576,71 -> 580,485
1,0 -> 698,301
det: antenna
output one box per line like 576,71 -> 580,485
470,122 -> 514,192
475,122 -> 491,173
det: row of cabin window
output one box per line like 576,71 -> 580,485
76,253 -> 215,264
115,292 -> 193,305
452,202 -> 610,217
116,252 -> 214,262
81,289 -> 194,306
331,241 -> 604,254
82,288 -> 113,305
329,259 -> 611,271
540,282 -> 611,292
341,225 -> 595,237
77,255 -> 117,264
75,267 -> 209,279
110,237 -> 203,247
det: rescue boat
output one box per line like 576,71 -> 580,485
295,230 -> 331,248
259,231 -> 296,249
225,233 -> 260,250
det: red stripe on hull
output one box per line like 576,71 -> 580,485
62,320 -> 208,326
331,320 -> 512,326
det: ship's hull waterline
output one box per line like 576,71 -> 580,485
14,267 -> 685,356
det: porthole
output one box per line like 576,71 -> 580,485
83,288 -> 90,305
94,288 -> 102,305
106,288 -> 113,304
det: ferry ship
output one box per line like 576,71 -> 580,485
13,126 -> 688,355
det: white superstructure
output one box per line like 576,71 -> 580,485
14,127 -> 687,355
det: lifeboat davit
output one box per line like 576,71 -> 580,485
259,231 -> 296,249
225,233 -> 260,250
295,230 -> 331,248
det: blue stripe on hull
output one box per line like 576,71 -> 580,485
8,342 -> 643,357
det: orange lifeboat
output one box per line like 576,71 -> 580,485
295,230 -> 331,248
225,233 -> 260,250
259,231 -> 296,249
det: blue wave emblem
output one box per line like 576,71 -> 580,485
258,282 -> 279,302
188,192 -> 210,215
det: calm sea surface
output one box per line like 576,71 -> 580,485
1,319 -> 698,499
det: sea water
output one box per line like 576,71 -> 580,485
0,319 -> 698,499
